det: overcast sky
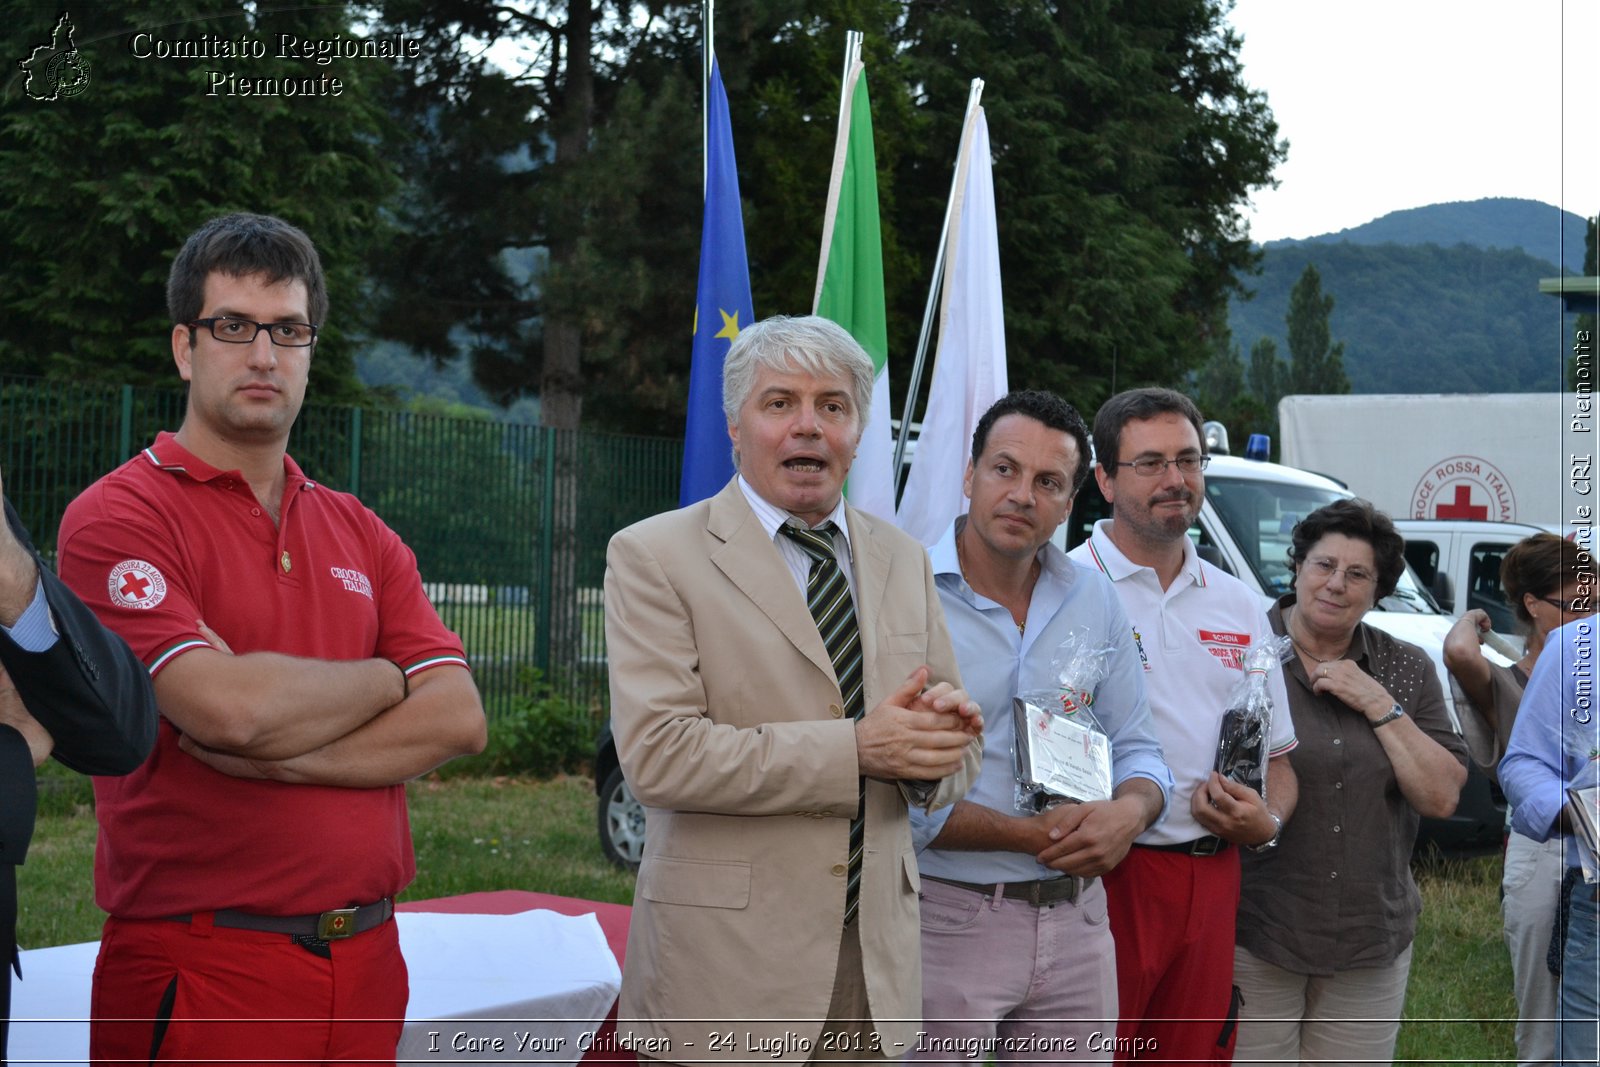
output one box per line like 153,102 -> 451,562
1225,0 -> 1599,242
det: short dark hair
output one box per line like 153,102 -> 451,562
167,213 -> 327,329
971,390 -> 1092,496
1287,498 -> 1406,601
1502,532 -> 1598,627
1091,388 -> 1206,473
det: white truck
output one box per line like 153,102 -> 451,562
1277,392 -> 1584,528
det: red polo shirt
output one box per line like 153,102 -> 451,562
58,432 -> 469,919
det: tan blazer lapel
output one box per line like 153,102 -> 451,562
845,505 -> 893,697
706,482 -> 837,683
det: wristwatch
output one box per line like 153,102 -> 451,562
1247,811 -> 1282,853
1372,703 -> 1405,728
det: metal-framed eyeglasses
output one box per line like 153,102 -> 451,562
1114,454 -> 1211,477
186,316 -> 318,347
1303,557 -> 1377,588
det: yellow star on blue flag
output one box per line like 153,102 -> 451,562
681,59 -> 755,507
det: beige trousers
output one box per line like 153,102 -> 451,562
1231,942 -> 1413,1066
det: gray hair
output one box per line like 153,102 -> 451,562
721,315 -> 875,427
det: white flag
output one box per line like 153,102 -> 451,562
896,107 -> 1008,547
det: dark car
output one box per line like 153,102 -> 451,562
594,721 -> 644,870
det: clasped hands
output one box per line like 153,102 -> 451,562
855,665 -> 982,781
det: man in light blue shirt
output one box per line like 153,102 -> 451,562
1502,612 -> 1600,1066
910,390 -> 1171,1061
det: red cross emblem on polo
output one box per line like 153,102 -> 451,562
107,559 -> 168,610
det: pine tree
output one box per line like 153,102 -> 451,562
1285,264 -> 1351,395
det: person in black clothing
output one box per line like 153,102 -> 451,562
0,463 -> 157,1061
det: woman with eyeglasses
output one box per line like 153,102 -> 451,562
1232,498 -> 1469,1064
1443,532 -> 1595,1067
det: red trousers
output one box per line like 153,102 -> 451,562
90,914 -> 408,1066
1103,846 -> 1242,1064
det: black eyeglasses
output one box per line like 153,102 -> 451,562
1115,454 -> 1211,477
186,316 -> 318,347
1539,595 -> 1588,613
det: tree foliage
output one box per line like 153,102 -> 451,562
1284,263 -> 1349,395
1231,241 -> 1565,394
360,0 -> 1283,433
3,1 -> 1286,437
892,0 -> 1284,410
0,2 -> 397,403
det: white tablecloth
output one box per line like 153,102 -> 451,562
9,908 -> 621,1065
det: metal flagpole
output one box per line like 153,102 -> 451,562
814,30 -> 862,310
837,31 -> 860,115
702,0 -> 713,196
892,77 -> 985,497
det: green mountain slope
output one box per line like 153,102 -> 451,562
1228,199 -> 1587,394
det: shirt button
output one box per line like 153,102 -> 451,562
251,508 -> 262,517
1330,871 -> 1339,879
829,704 -> 844,719
1332,738 -> 1342,746
831,863 -> 847,877
1333,825 -> 1342,833
1335,781 -> 1343,790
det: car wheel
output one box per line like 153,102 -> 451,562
598,765 -> 645,870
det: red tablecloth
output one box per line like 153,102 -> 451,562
401,890 -> 635,1064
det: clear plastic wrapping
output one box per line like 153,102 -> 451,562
1012,628 -> 1116,811
1213,635 -> 1292,798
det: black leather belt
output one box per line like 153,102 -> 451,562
1138,835 -> 1227,856
923,874 -> 1087,906
165,898 -> 394,940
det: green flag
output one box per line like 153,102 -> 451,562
815,56 -> 894,521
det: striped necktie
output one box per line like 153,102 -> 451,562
780,521 -> 866,925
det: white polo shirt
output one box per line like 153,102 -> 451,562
1069,519 -> 1297,846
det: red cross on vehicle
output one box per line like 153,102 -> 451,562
1434,485 -> 1488,521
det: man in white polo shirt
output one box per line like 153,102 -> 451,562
1068,387 -> 1297,1062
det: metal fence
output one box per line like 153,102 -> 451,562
0,374 -> 684,716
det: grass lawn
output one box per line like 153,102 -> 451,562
21,776 -> 1520,1061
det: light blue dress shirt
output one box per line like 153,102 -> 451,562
1502,615 -> 1600,869
910,520 -> 1173,884
2,577 -> 57,652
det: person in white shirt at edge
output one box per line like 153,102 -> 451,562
1067,387 -> 1298,1063
910,389 -> 1174,1062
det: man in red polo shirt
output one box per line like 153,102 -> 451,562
56,213 -> 487,1064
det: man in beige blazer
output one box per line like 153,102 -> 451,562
605,315 -> 982,1062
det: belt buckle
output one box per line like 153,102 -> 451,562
316,907 -> 361,940
1191,836 -> 1221,857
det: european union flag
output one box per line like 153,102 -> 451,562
680,59 -> 755,507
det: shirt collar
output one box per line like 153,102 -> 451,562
933,516 -> 1076,597
737,475 -> 853,563
142,431 -> 314,491
1085,518 -> 1204,588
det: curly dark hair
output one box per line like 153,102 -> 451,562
1502,532 -> 1598,627
1287,498 -> 1406,601
971,390 -> 1093,496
